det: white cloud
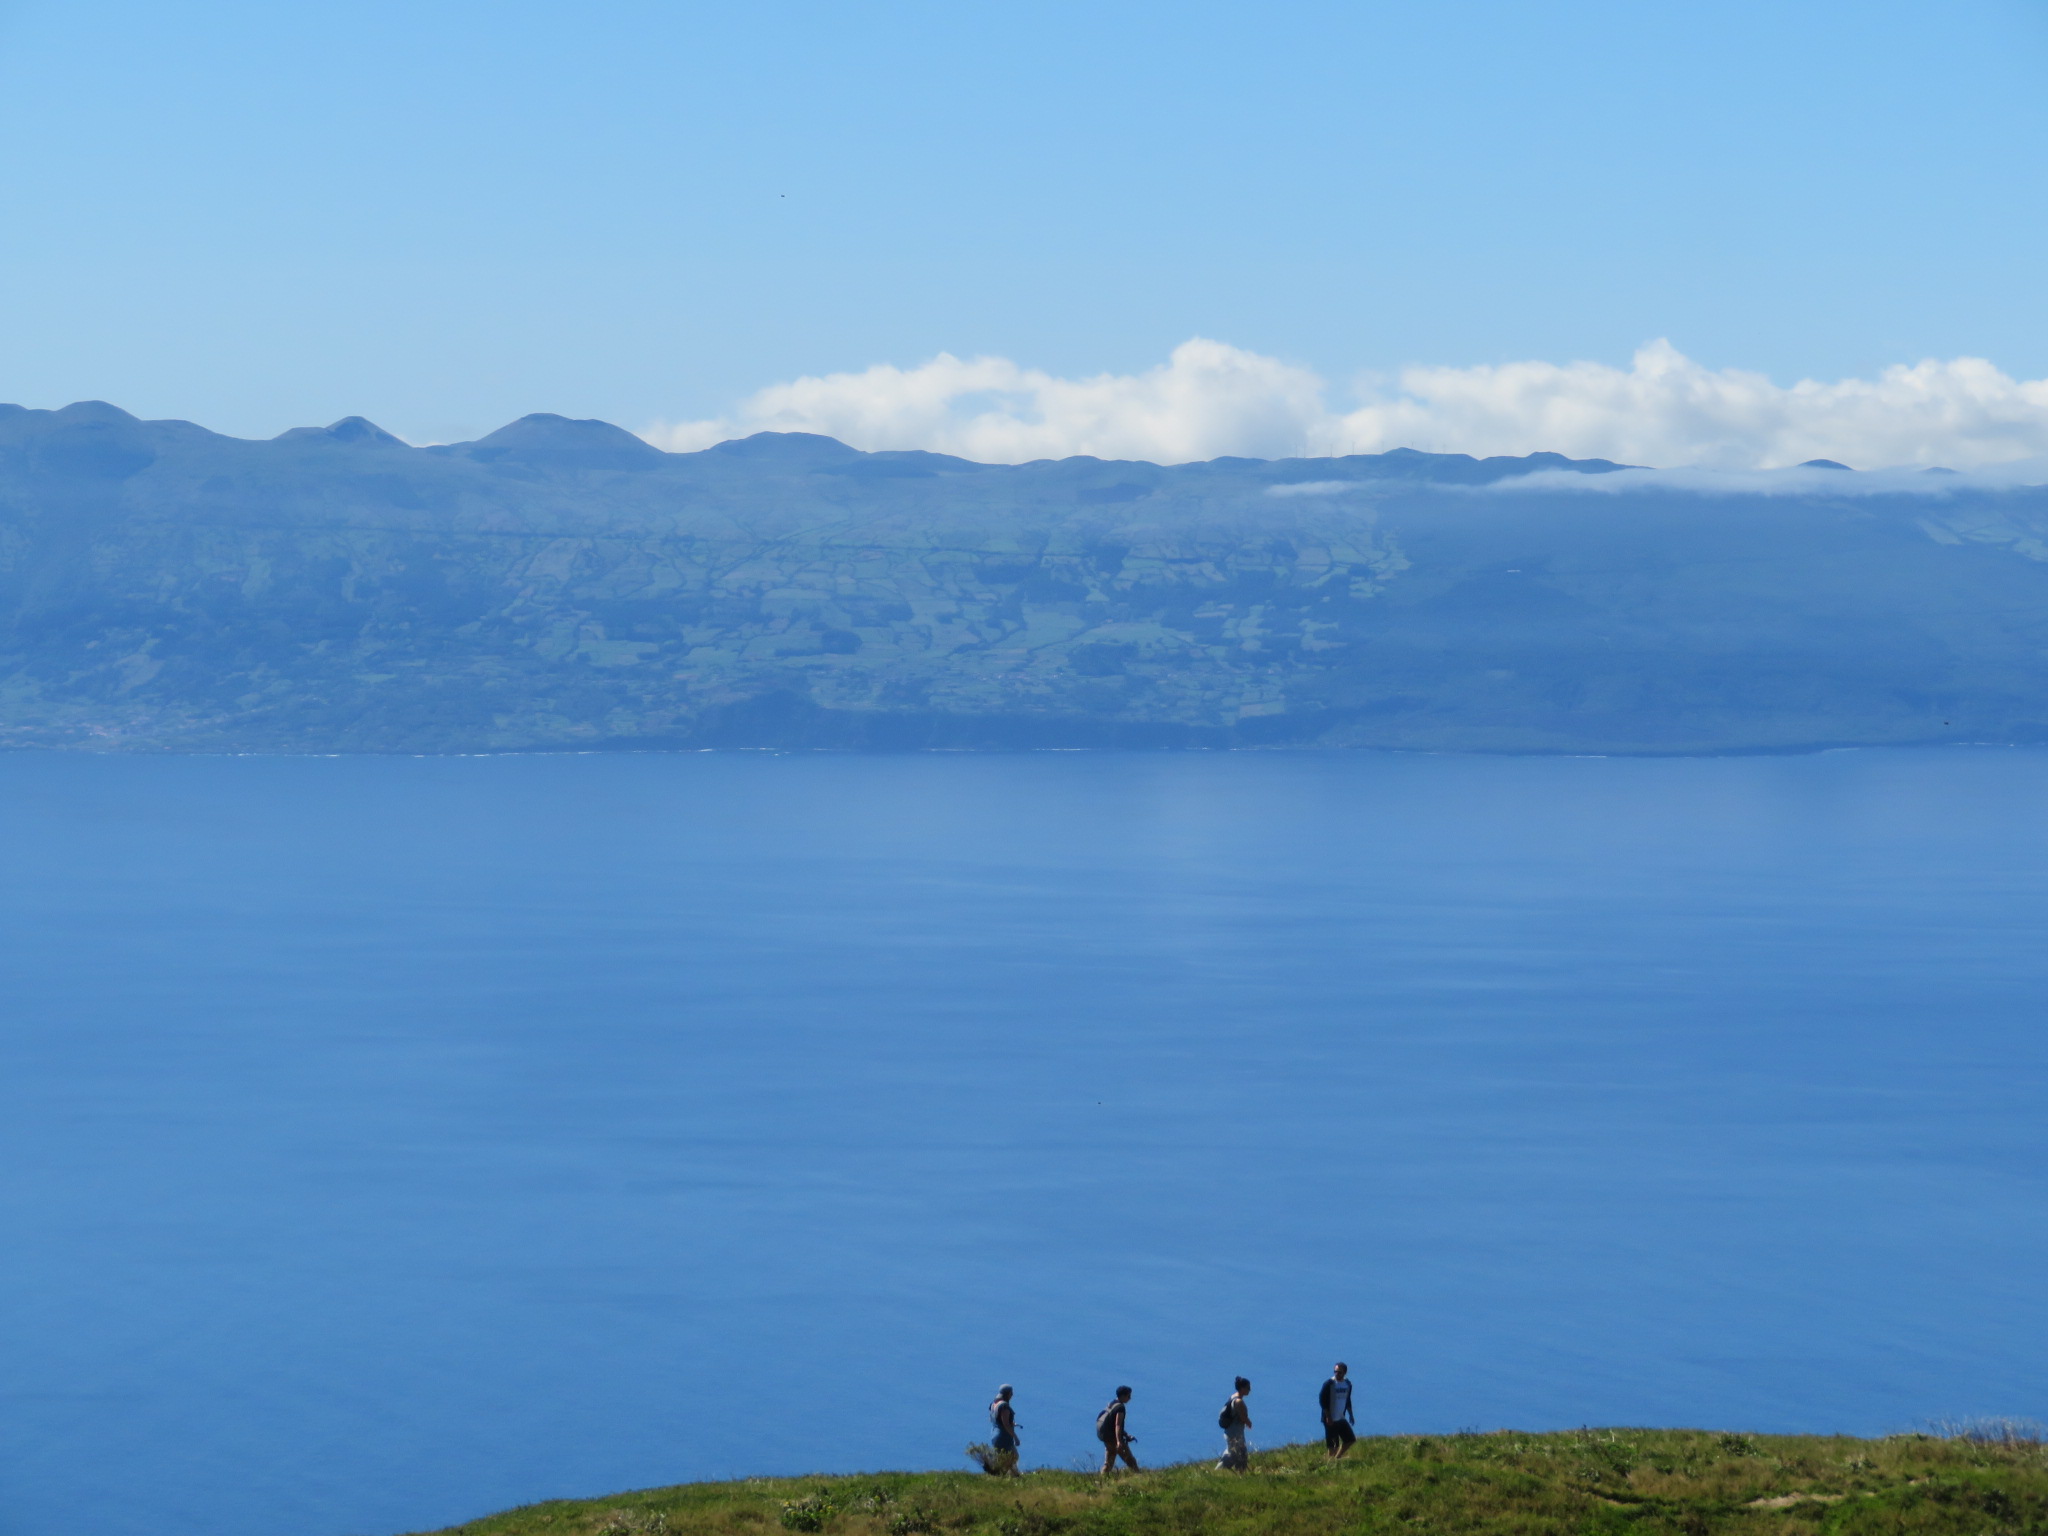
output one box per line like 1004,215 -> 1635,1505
649,339 -> 1325,463
1264,480 -> 1360,497
1484,461 -> 2048,496
645,338 -> 2048,471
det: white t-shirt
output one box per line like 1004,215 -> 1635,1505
1325,1377 -> 1352,1420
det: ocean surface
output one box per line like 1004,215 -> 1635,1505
1,748 -> 2043,1536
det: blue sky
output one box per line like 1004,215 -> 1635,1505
1,0 -> 2045,453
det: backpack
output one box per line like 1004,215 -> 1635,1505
1096,1404 -> 1119,1442
1218,1397 -> 1237,1430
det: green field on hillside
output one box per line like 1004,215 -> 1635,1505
423,1427 -> 2048,1536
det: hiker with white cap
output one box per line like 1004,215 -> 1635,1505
987,1384 -> 1020,1475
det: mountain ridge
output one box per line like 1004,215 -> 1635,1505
2,400 -> 2046,754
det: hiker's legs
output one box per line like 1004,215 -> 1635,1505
1326,1420 -> 1355,1458
1117,1442 -> 1140,1471
1220,1429 -> 1248,1471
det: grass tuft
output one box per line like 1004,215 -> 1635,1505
1928,1417 -> 2046,1449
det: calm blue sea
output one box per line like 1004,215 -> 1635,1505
1,748 -> 2044,1536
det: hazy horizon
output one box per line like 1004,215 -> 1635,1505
21,370 -> 2048,482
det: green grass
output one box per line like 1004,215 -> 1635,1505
421,1427 -> 2048,1536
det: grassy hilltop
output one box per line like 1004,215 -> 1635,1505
423,1428 -> 2048,1536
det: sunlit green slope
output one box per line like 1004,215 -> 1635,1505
422,1429 -> 2048,1536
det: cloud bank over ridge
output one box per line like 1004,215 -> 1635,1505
646,339 -> 2048,470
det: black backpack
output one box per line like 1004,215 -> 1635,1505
1218,1397 -> 1236,1430
1096,1404 -> 1120,1442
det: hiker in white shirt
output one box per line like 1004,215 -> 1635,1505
1217,1376 -> 1252,1471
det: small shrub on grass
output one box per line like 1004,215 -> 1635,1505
966,1443 -> 1020,1477
778,1495 -> 835,1532
992,1509 -> 1073,1536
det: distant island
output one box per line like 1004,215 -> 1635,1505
5,400 -> 2048,755
421,1428 -> 2046,1535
